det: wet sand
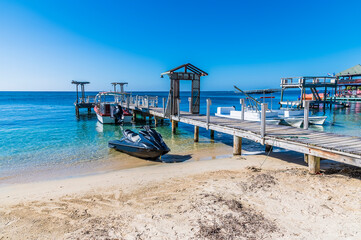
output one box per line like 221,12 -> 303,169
0,148 -> 360,239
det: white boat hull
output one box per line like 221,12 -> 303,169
215,107 -> 281,125
97,114 -> 115,124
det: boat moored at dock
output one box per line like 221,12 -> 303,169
94,92 -> 132,124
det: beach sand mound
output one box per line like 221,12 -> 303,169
0,161 -> 360,239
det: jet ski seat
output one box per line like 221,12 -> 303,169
123,129 -> 141,142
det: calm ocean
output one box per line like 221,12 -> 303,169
1,91 -> 360,183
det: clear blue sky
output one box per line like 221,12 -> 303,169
1,0 -> 361,91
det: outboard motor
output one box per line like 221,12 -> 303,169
113,105 -> 123,124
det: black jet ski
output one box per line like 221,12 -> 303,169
108,126 -> 170,160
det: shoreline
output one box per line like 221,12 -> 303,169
1,150 -> 360,239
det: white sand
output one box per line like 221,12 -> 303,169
0,151 -> 360,239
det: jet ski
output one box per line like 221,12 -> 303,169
108,126 -> 170,160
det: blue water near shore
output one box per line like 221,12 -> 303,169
0,91 -> 360,182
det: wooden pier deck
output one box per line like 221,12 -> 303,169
123,102 -> 361,173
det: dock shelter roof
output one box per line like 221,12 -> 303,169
336,64 -> 361,77
161,63 -> 208,77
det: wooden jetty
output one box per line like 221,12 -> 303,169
71,80 -> 95,116
119,64 -> 361,174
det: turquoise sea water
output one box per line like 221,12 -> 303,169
0,91 -> 360,183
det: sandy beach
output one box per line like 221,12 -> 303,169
0,148 -> 360,240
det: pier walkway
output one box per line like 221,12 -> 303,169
123,102 -> 361,173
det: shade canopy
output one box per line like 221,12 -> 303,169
336,64 -> 361,77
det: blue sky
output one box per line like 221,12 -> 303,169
1,0 -> 361,91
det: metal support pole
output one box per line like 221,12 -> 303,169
210,130 -> 214,140
240,98 -> 245,121
206,99 -> 211,130
303,100 -> 309,130
261,103 -> 267,139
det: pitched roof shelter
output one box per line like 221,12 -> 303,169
161,63 -> 208,115
336,64 -> 361,77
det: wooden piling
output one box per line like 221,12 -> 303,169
210,130 -> 215,140
304,154 -> 309,163
75,105 -> 79,117
172,120 -> 177,134
265,144 -> 273,153
194,126 -> 199,142
154,116 -> 158,126
308,155 -> 320,174
233,136 -> 242,155
260,103 -> 267,139
303,100 -> 310,130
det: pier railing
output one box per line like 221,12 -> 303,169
128,95 -> 158,108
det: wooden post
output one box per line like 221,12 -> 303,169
172,120 -> 176,134
75,105 -> 79,117
194,126 -> 199,142
308,155 -> 320,174
162,98 -> 166,117
154,116 -> 158,127
261,103 -> 267,138
177,98 -> 181,116
210,130 -> 214,140
303,100 -> 309,130
240,98 -> 245,121
132,112 -> 136,122
304,154 -> 309,163
265,144 -> 272,153
233,136 -> 242,155
188,97 -> 192,113
206,99 -> 211,130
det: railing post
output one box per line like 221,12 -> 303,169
240,98 -> 245,121
303,100 -> 309,130
188,97 -> 192,113
206,98 -> 211,130
162,98 -> 166,116
146,96 -> 149,109
126,95 -> 130,109
261,103 -> 267,139
177,98 -> 181,117
136,95 -> 139,108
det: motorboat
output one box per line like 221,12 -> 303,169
215,106 -> 281,125
94,92 -> 132,124
108,126 -> 170,160
276,108 -> 327,126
